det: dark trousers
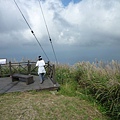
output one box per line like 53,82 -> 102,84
39,73 -> 45,83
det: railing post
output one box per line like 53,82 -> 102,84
52,64 -> 56,84
0,65 -> 1,77
9,61 -> 12,76
28,60 -> 31,74
19,62 -> 20,73
47,61 -> 50,76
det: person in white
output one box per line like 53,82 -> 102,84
36,56 -> 46,84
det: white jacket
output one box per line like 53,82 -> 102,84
36,60 -> 46,74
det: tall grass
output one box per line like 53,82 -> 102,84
55,64 -> 78,96
55,60 -> 120,120
1,60 -> 120,119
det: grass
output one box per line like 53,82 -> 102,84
0,60 -> 120,119
0,91 -> 109,120
55,60 -> 120,120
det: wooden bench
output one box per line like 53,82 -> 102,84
12,73 -> 34,85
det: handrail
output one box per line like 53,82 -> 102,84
0,61 -> 56,84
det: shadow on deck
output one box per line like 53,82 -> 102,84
0,76 -> 60,94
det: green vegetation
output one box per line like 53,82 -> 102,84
55,60 -> 120,120
0,91 -> 109,120
0,60 -> 119,120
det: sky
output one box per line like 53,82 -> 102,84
0,0 -> 120,64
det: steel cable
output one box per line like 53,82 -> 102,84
38,0 -> 58,63
13,0 -> 50,61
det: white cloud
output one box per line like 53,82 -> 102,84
1,0 -> 120,47
0,0 -> 120,62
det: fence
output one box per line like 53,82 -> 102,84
0,61 -> 56,84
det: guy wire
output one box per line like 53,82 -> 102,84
38,0 -> 58,63
13,0 -> 50,61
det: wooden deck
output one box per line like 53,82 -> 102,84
0,76 -> 60,94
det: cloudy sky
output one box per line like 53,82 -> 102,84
0,0 -> 120,64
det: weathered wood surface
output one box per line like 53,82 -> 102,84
0,61 -> 56,84
12,73 -> 34,85
0,76 -> 60,94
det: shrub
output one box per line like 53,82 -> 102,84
56,60 -> 120,119
72,61 -> 120,120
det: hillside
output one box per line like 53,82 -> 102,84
0,91 -> 109,120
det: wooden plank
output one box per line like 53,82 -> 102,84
0,76 -> 60,94
12,73 -> 34,85
12,73 -> 33,79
